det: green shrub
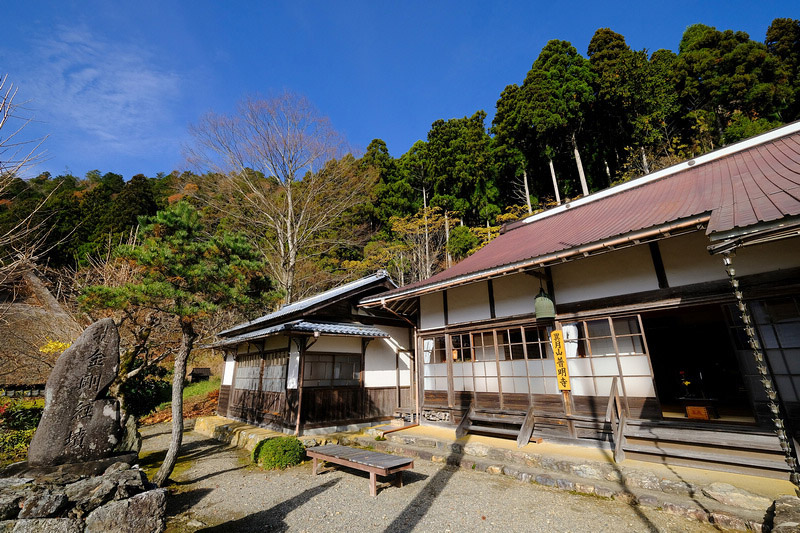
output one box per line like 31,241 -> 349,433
1,403 -> 43,431
121,364 -> 172,418
0,396 -> 43,466
252,437 -> 305,470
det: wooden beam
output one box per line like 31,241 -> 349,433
648,241 -> 669,289
487,279 -> 496,319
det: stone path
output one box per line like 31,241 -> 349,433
140,423 -> 725,532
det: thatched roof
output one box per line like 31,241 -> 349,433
0,272 -> 82,387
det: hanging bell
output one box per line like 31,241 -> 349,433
534,288 -> 556,320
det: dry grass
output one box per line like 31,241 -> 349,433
140,388 -> 219,426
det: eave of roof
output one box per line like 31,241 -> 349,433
208,320 -> 389,348
362,121 -> 800,306
219,271 -> 395,337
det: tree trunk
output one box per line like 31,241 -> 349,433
548,159 -> 561,205
444,212 -> 451,268
422,188 -> 431,279
284,184 -> 296,304
640,146 -> 650,175
522,168 -> 532,214
153,319 -> 196,487
571,132 -> 589,197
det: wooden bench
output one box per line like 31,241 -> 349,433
306,444 -> 414,496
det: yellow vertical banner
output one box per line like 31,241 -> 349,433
550,330 -> 571,391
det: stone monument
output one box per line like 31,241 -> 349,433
0,319 -> 165,532
28,318 -> 126,466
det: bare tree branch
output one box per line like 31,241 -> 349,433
186,92 -> 376,303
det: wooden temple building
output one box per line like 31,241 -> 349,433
213,272 -> 414,434
360,122 -> 800,479
216,122 -> 800,480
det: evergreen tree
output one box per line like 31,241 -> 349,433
81,201 -> 276,486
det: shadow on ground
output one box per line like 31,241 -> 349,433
196,479 -> 340,532
313,463 -> 429,491
139,432 -> 236,482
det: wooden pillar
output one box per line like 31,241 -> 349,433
294,337 -> 306,436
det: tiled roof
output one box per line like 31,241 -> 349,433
363,122 -> 800,304
219,271 -> 395,336
209,320 -> 389,348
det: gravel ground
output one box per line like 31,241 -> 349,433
140,423 -> 720,533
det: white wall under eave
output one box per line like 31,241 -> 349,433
420,292 -> 445,330
659,231 -> 725,286
447,281 -> 491,324
492,273 -> 537,318
305,336 -> 362,354
364,325 -> 411,387
264,335 -> 290,351
551,245 -> 659,304
734,236 -> 800,276
658,232 -> 800,287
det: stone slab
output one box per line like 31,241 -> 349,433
28,319 -> 122,467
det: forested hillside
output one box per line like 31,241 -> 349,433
2,20 -> 799,306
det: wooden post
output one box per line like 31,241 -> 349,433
294,338 -> 306,436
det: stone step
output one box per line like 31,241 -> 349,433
373,430 -> 784,503
466,424 -> 520,437
469,414 -> 525,425
350,434 -> 766,531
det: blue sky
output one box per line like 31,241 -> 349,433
3,1 -> 798,180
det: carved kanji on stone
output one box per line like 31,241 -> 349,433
28,319 -> 125,466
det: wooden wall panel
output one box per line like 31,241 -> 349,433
365,387 -> 408,417
571,396 -> 660,420
423,390 -> 448,407
502,393 -> 530,411
217,385 -> 231,416
531,394 -> 566,417
453,391 -> 474,411
474,392 -> 501,410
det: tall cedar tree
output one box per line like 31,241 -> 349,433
80,201 -> 275,486
675,24 -> 791,146
522,40 -> 595,197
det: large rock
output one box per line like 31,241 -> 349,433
28,319 -> 123,466
0,519 -> 83,532
772,495 -> 800,533
64,468 -> 147,515
0,493 -> 23,520
701,482 -> 772,511
17,490 -> 67,519
84,489 -> 166,533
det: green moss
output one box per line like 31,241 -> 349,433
137,448 -> 193,484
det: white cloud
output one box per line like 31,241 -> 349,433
16,24 -> 184,160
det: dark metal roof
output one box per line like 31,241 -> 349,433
219,271 -> 395,336
363,122 -> 800,305
209,320 -> 390,348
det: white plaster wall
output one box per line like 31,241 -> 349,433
658,232 -> 800,286
364,326 -> 411,387
222,354 -> 235,386
305,336 -> 362,353
264,335 -> 289,351
735,236 -> 800,276
235,343 -> 250,355
659,231 -> 726,286
492,273 -> 537,318
420,292 -> 445,330
551,245 -> 659,304
447,281 -> 491,324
